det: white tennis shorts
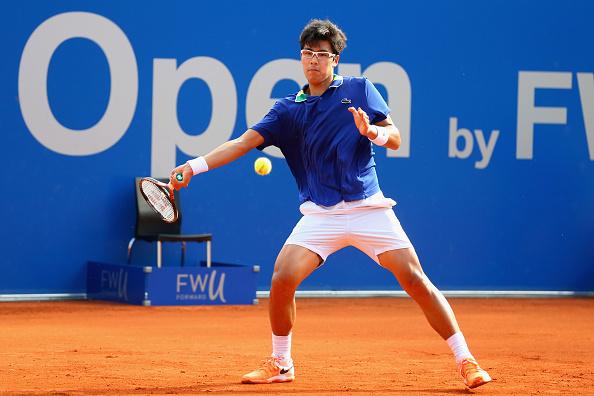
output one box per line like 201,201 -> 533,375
284,191 -> 413,264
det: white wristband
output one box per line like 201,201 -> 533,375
370,125 -> 389,146
187,156 -> 209,175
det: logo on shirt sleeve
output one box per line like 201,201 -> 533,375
341,98 -> 351,104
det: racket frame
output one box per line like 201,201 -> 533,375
138,177 -> 179,223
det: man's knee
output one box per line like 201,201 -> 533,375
270,245 -> 320,292
401,270 -> 433,296
379,249 -> 434,296
270,268 -> 294,290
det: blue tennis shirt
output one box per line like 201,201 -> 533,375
252,75 -> 391,207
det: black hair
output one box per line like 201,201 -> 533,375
299,19 -> 347,55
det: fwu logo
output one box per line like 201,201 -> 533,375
176,270 -> 226,303
100,268 -> 128,301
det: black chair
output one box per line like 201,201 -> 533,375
127,177 -> 212,268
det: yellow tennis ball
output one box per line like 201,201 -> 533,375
254,157 -> 272,175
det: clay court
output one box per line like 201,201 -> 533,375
1,297 -> 593,395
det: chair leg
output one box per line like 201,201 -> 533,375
157,241 -> 162,268
181,241 -> 186,267
127,238 -> 136,264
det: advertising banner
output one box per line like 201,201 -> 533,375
2,1 -> 593,295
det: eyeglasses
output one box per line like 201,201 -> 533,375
300,49 -> 336,61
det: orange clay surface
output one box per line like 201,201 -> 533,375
1,297 -> 593,395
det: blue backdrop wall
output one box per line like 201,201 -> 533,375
1,1 -> 593,295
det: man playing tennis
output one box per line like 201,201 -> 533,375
170,19 -> 492,389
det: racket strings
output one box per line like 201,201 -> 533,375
141,181 -> 176,222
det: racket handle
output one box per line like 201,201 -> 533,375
167,173 -> 184,190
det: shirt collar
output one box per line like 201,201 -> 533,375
295,75 -> 343,102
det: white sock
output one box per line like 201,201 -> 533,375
446,332 -> 474,364
271,332 -> 292,365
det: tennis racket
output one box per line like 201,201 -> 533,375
138,173 -> 183,223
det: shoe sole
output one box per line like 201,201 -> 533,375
242,376 -> 295,384
467,376 -> 492,389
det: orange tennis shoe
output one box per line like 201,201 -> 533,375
458,358 -> 492,389
241,357 -> 295,384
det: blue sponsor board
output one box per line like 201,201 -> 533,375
87,261 -> 258,306
87,262 -> 150,305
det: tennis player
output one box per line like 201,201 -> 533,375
170,19 -> 492,389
